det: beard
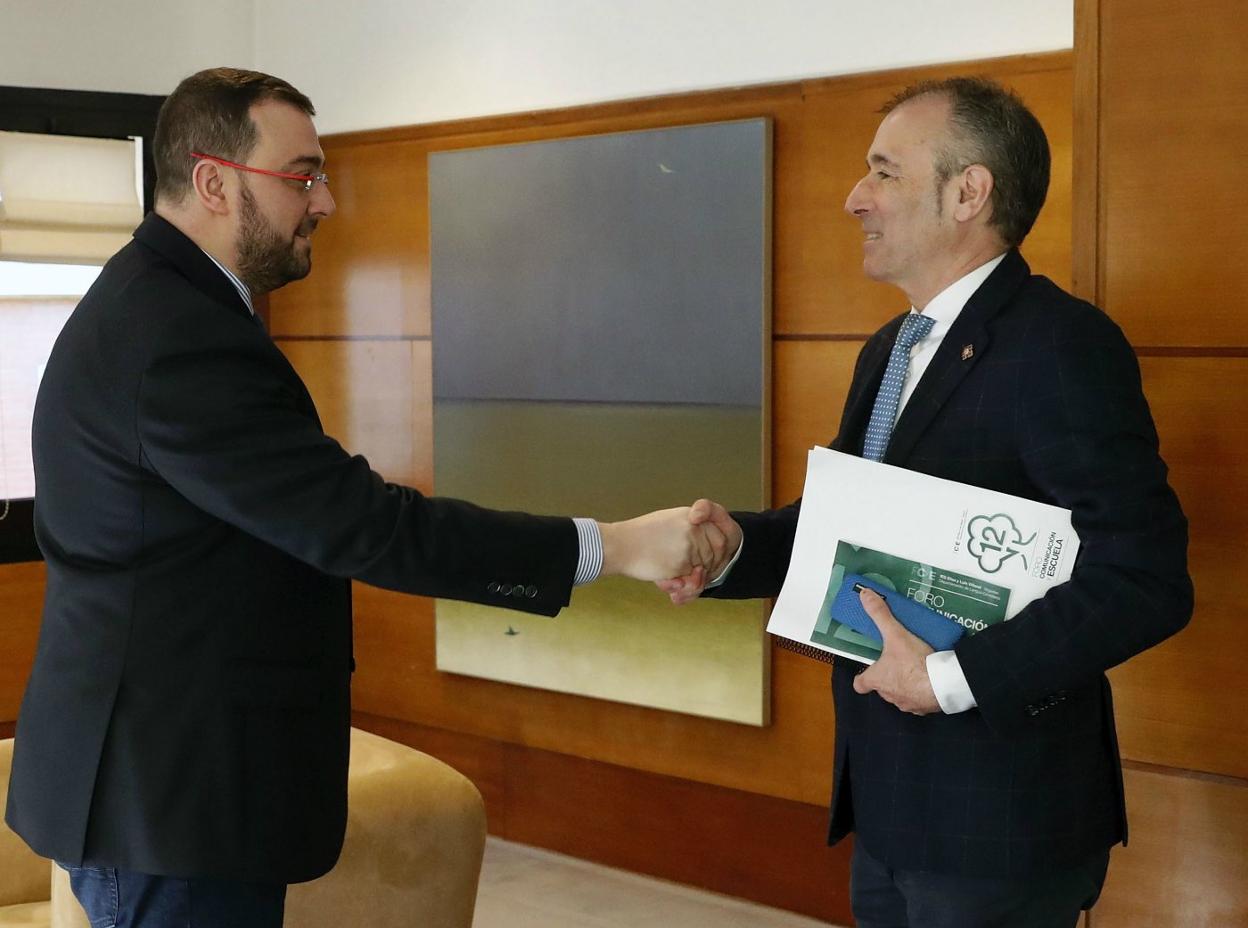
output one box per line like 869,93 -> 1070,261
235,180 -> 315,295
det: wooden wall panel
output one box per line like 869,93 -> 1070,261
1071,0 -> 1100,304
1096,0 -> 1248,347
1009,66 -> 1074,296
1073,1 -> 1248,920
1091,766 -> 1248,927
772,340 -> 861,501
1109,357 -> 1248,780
277,338 -> 432,488
0,562 -> 43,723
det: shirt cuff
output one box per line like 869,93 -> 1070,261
926,650 -> 978,714
703,536 -> 744,590
572,518 -> 603,586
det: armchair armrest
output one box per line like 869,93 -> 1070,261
0,739 -> 53,909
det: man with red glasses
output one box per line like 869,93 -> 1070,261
4,67 -> 731,928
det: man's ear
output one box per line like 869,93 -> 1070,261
190,160 -> 231,217
953,164 -> 994,223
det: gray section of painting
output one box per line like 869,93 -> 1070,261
429,119 -> 767,407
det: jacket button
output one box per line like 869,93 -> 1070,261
487,582 -> 500,593
525,585 -> 538,598
1025,705 -> 1040,717
500,584 -> 514,596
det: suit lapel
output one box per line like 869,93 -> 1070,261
883,250 -> 1031,465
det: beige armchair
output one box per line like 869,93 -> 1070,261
0,729 -> 487,927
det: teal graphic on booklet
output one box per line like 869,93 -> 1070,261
810,541 -> 1012,662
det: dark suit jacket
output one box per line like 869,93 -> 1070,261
5,214 -> 580,884
707,250 -> 1192,878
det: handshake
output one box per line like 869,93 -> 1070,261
597,499 -> 742,605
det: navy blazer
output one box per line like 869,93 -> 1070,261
708,250 -> 1192,877
6,214 -> 579,883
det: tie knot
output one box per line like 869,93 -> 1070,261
897,312 -> 934,349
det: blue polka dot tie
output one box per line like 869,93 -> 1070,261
862,312 -> 934,462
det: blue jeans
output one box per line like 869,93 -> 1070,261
849,841 -> 1110,928
57,864 -> 286,928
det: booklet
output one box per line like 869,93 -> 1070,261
768,448 -> 1080,664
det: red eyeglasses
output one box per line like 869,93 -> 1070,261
189,152 -> 329,192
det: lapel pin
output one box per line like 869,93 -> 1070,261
961,344 -> 975,361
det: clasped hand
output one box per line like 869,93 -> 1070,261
599,499 -> 742,590
618,509 -> 940,716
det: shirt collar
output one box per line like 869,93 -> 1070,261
910,252 -> 1008,329
198,248 -> 255,316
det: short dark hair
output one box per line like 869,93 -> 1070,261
882,77 -> 1050,248
153,67 -> 315,205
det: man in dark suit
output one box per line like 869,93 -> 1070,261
5,68 -> 731,928
662,78 -> 1192,927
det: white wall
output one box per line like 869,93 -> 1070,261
257,0 -> 1072,134
0,0 -> 254,96
0,1 -> 1071,133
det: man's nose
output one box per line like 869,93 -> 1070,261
311,182 -> 336,219
844,177 -> 869,217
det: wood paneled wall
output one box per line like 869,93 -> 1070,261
0,562 -> 43,726
1071,1 -> 1248,923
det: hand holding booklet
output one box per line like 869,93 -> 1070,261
768,448 -> 1080,665
832,574 -> 966,651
